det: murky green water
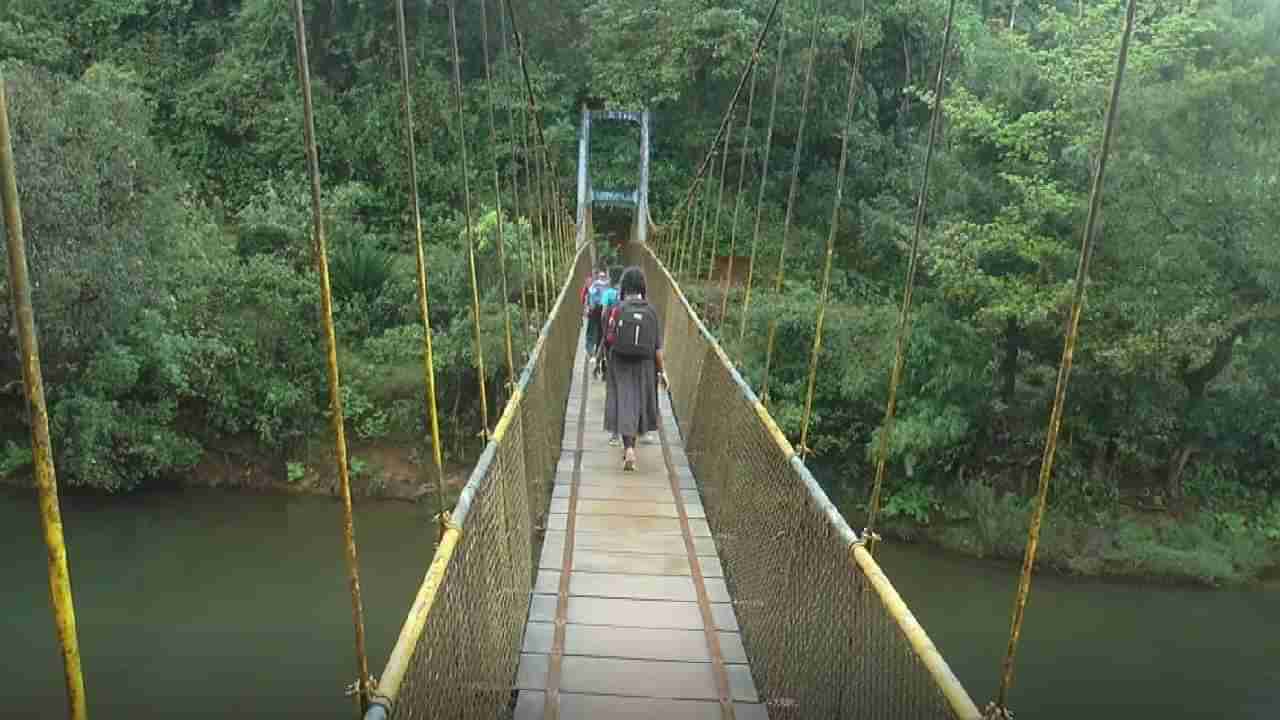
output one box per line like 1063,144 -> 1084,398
4,490 -> 1277,718
877,542 -> 1280,718
2,490 -> 430,718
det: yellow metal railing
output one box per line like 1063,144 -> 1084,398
366,243 -> 589,720
628,235 -> 981,720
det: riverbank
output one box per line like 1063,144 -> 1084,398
859,483 -> 1280,588
0,437 -> 472,507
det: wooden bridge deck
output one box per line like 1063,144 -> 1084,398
515,340 -> 766,719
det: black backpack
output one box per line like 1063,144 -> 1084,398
610,299 -> 659,360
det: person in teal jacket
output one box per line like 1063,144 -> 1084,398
592,279 -> 620,382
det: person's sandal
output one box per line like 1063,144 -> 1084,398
623,449 -> 636,472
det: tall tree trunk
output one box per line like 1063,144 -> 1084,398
1168,322 -> 1248,498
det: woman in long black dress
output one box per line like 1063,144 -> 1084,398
603,266 -> 666,471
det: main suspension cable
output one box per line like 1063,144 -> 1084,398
759,7 -> 819,407
798,0 -> 867,458
988,0 -> 1138,715
394,0 -> 448,540
865,0 -> 957,553
447,0 -> 492,439
1,69 -> 90,720
288,0 -> 372,711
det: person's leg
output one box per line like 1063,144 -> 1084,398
622,434 -> 636,470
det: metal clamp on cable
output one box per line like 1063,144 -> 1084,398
982,701 -> 1013,720
344,674 -> 376,697
434,510 -> 460,534
851,529 -> 882,549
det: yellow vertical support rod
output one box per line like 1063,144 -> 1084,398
719,61 -> 759,327
668,0 -> 784,239
479,0 -> 517,390
502,0 -> 553,307
519,97 -> 547,320
866,0 -> 957,552
740,28 -> 786,343
989,0 -> 1137,714
394,0 -> 448,538
498,6 -> 532,352
0,70 -> 89,720
503,0 -> 568,280
706,114 -> 734,287
447,0 -> 492,439
695,169 -> 714,281
798,0 -> 865,458
529,113 -> 552,317
760,10 -> 818,407
288,1 -> 372,711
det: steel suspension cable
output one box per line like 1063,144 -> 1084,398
288,1 -> 372,711
694,169 -> 714,280
706,114 -> 734,287
798,0 -> 867,458
759,7 -> 819,407
498,6 -> 532,351
865,0 -> 957,552
447,0 -> 492,439
988,0 -> 1137,715
503,0 -> 573,266
674,188 -> 689,271
394,0 -> 448,538
718,62 -> 759,327
668,0 -> 785,241
1,70 -> 89,720
526,107 -> 552,316
739,26 -> 787,343
479,0 -> 517,390
533,132 -> 558,282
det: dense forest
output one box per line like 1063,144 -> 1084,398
1,0 -> 1277,582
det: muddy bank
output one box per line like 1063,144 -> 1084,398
1,438 -> 474,505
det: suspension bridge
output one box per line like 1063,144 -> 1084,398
0,0 -> 1145,718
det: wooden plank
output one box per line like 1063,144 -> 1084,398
563,625 -> 749,664
553,484 -> 701,503
557,656 -> 719,699
528,595 -> 740,631
516,691 -> 769,720
542,531 -> 718,558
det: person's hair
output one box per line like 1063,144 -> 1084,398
619,266 -> 646,298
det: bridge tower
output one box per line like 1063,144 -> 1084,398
575,108 -> 651,253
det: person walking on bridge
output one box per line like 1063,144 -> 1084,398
584,269 -> 609,358
603,266 -> 666,471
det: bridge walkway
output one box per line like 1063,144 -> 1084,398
514,334 -> 767,718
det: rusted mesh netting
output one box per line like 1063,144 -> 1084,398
628,240 -> 980,720
370,246 -> 590,720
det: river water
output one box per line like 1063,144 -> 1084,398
3,490 -> 1277,718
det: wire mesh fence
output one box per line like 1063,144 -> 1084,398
367,245 -> 589,720
628,238 -> 981,720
